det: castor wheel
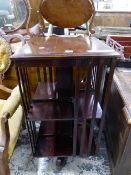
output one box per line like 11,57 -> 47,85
56,157 -> 67,170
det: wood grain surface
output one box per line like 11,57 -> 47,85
11,36 -> 120,59
40,0 -> 94,28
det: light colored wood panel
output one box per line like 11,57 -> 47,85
26,0 -> 42,27
94,12 -> 131,27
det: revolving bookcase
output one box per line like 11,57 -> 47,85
11,36 -> 120,158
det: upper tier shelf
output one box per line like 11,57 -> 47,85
33,82 -> 56,101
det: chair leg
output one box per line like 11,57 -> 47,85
0,158 -> 10,175
22,117 -> 26,129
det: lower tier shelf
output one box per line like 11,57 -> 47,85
35,121 -> 73,157
35,135 -> 73,157
33,121 -> 95,157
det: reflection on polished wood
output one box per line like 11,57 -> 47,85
12,36 -> 120,59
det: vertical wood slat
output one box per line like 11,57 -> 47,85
21,68 -> 36,153
16,66 -> 35,154
23,68 -> 37,150
37,66 -> 54,82
37,67 -> 41,82
43,67 -> 53,82
32,121 -> 37,146
80,62 -> 92,155
43,67 -> 47,82
26,121 -> 35,154
96,58 -> 116,154
22,68 -> 31,109
25,68 -> 32,103
29,121 -> 37,151
73,65 -> 80,156
49,67 -> 53,82
23,68 -> 36,154
91,65 -> 97,91
88,60 -> 104,155
94,66 -> 97,89
91,66 -> 96,90
16,67 -> 27,116
20,68 -> 30,112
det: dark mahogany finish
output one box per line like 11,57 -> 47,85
33,82 -> 56,101
28,101 -> 74,121
27,93 -> 101,121
12,36 -> 119,60
11,35 -> 120,158
106,69 -> 131,175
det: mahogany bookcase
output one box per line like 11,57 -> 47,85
11,36 -> 120,158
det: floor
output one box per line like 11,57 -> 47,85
9,129 -> 111,175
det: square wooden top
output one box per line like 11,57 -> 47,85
11,36 -> 120,61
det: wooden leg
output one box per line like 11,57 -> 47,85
56,157 -> 67,170
0,159 -> 10,175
